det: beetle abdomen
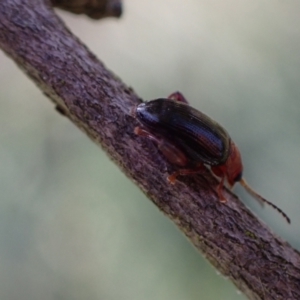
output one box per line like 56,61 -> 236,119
136,99 -> 230,165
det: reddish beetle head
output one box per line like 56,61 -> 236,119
224,142 -> 243,187
212,141 -> 243,187
213,141 -> 291,223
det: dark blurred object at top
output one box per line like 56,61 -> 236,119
52,0 -> 122,19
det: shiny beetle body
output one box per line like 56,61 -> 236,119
134,92 -> 290,223
136,98 -> 231,167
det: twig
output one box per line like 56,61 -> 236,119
0,1 -> 299,299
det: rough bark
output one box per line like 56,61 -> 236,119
0,1 -> 299,299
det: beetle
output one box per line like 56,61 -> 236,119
134,91 -> 290,223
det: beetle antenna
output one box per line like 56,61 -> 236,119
240,178 -> 291,224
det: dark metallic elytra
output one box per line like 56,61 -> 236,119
134,91 -> 290,224
136,99 -> 230,166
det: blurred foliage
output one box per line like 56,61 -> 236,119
1,0 -> 299,299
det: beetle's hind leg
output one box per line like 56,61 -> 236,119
168,91 -> 189,104
167,164 -> 206,184
135,127 -> 189,167
134,127 -> 159,143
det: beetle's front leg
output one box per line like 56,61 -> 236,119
216,176 -> 227,203
168,91 -> 189,104
211,165 -> 228,203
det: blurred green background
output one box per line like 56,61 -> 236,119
1,1 -> 299,299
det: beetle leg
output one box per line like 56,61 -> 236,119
211,165 -> 228,202
216,176 -> 227,203
135,127 -> 188,167
134,127 -> 160,143
167,164 -> 206,184
168,91 -> 189,104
